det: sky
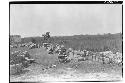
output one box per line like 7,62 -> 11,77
10,4 -> 122,37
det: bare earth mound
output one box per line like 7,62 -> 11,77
10,47 -> 122,82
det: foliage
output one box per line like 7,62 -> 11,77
31,38 -> 37,44
42,32 -> 51,43
10,51 -> 33,75
21,33 -> 122,52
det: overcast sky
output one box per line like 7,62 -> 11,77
10,4 -> 122,37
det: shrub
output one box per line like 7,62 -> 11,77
10,51 -> 33,75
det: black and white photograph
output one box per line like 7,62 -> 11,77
9,1 -> 123,82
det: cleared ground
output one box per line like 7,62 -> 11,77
10,47 -> 122,82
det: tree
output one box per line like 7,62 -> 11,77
42,32 -> 51,43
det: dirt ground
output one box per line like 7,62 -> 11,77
10,47 -> 122,82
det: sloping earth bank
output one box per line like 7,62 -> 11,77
10,48 -> 122,82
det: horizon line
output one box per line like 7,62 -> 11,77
10,32 -> 122,38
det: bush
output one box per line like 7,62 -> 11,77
10,51 -> 33,75
10,55 -> 26,65
10,64 -> 24,75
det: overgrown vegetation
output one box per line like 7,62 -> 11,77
21,33 -> 122,53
